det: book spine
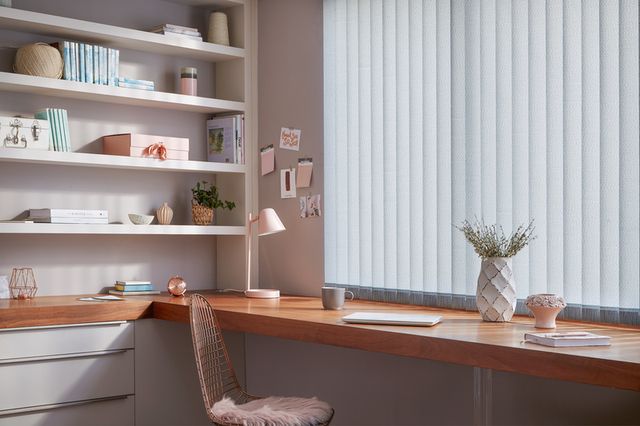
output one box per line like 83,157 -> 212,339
30,209 -> 108,218
61,109 -> 71,152
36,217 -> 109,224
70,43 -> 77,81
116,281 -> 152,285
115,284 -> 154,291
79,43 -> 85,83
107,48 -> 113,86
117,83 -> 155,91
63,41 -> 71,80
114,49 -> 119,85
117,77 -> 154,86
93,45 -> 99,84
109,289 -> 161,296
85,44 -> 93,84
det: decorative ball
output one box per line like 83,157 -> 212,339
167,275 -> 187,297
14,43 -> 63,79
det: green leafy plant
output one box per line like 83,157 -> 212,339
458,218 -> 535,259
191,181 -> 235,211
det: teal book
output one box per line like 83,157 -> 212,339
93,44 -> 99,84
60,109 -> 71,152
34,110 -> 55,151
114,284 -> 154,291
53,109 -> 64,152
79,43 -> 85,83
85,44 -> 93,84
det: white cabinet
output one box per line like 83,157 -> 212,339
0,322 -> 135,426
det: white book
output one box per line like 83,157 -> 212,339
29,208 -> 108,218
34,217 -> 109,224
116,280 -> 152,285
524,332 -> 611,347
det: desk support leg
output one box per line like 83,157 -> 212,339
473,367 -> 493,426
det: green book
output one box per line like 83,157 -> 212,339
60,109 -> 71,152
53,109 -> 64,152
34,109 -> 58,151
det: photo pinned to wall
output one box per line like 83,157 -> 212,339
279,127 -> 301,151
280,168 -> 296,198
296,157 -> 313,188
260,144 -> 275,176
299,194 -> 321,218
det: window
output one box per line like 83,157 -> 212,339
323,0 -> 639,324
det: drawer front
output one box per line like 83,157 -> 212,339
0,349 -> 134,411
0,321 -> 133,361
0,395 -> 134,426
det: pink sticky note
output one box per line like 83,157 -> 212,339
260,145 -> 275,176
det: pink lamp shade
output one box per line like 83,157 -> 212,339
257,208 -> 286,236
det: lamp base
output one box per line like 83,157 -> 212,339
244,289 -> 280,299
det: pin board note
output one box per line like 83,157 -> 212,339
260,145 -> 275,176
280,168 -> 296,198
296,158 -> 313,188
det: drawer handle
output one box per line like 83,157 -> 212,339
0,349 -> 129,365
1,320 -> 128,333
0,395 -> 130,417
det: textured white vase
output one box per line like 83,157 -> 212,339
476,257 -> 517,322
156,202 -> 173,225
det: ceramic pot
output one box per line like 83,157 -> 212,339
156,202 -> 174,225
476,257 -> 517,322
525,294 -> 567,328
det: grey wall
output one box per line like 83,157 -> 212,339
252,1 -> 640,425
257,0 -> 325,296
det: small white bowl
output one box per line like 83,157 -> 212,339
128,213 -> 154,225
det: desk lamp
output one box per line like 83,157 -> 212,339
245,208 -> 285,298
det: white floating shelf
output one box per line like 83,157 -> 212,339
0,7 -> 245,62
0,223 -> 246,236
0,72 -> 245,113
0,149 -> 246,174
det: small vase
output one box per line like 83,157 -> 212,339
525,294 -> 566,328
476,257 -> 517,322
156,202 -> 173,225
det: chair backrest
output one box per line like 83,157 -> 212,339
189,294 -> 246,413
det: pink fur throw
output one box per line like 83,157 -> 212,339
211,396 -> 333,426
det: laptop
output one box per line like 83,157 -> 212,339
341,312 -> 442,327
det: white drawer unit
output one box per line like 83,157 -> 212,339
0,321 -> 135,425
0,321 -> 133,361
0,395 -> 134,426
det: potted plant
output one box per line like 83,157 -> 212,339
191,181 -> 235,225
458,219 -> 535,322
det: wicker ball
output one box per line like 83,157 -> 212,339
14,43 -> 63,79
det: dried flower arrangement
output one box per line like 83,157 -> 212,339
458,219 -> 535,259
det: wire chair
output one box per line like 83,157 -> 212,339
189,294 -> 334,426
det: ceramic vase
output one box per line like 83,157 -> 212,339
476,257 -> 517,322
156,202 -> 173,225
525,294 -> 567,328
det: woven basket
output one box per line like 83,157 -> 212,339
192,203 -> 214,225
14,42 -> 63,79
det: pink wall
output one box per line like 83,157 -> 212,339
258,0 -> 325,296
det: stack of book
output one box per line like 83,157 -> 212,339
149,24 -> 202,41
109,280 -> 160,296
28,208 -> 108,224
206,113 -> 245,164
34,108 -> 71,152
116,77 -> 155,91
52,41 -> 119,86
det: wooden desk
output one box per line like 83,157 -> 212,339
1,293 -> 639,392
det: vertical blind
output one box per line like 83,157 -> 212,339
323,0 -> 639,321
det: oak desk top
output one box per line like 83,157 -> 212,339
1,292 -> 639,392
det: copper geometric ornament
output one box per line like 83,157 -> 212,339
9,268 -> 37,300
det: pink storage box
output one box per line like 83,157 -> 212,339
102,133 -> 190,160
